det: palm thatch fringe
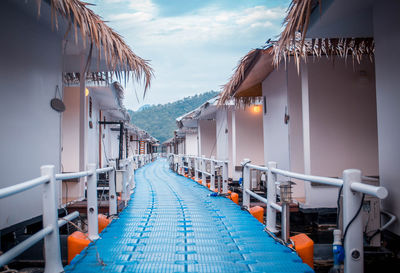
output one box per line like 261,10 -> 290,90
274,0 -> 374,67
37,0 -> 153,93
219,49 -> 264,105
233,96 -> 263,107
275,35 -> 375,73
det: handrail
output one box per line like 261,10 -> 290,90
0,151 -> 152,271
55,170 -> 93,180
169,153 -> 229,193
0,226 -> 53,268
241,159 -> 389,273
0,175 -> 49,199
96,166 -> 114,174
270,167 -> 343,187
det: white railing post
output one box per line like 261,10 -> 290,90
41,165 -> 64,273
122,163 -> 128,203
201,155 -> 206,186
267,161 -> 278,233
222,160 -> 228,194
109,162 -> 117,215
188,157 -> 192,178
87,163 -> 99,240
242,159 -> 250,209
210,156 -> 216,191
195,157 -> 199,181
130,160 -> 135,190
343,169 -> 363,273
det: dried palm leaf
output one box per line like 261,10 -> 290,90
36,0 -> 153,94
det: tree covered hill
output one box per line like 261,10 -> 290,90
128,91 -> 219,143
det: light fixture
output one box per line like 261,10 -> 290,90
85,88 -> 90,97
252,105 -> 261,113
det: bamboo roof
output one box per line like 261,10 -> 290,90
219,47 -> 274,105
37,0 -> 153,91
273,0 -> 374,66
220,0 -> 375,105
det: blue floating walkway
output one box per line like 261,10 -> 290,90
65,159 -> 313,273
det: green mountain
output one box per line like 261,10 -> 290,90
128,91 -> 219,143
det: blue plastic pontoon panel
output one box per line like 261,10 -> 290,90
65,159 -> 313,273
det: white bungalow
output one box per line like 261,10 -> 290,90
220,45 -> 378,209
0,0 -> 151,234
176,96 -> 264,180
269,0 -> 400,237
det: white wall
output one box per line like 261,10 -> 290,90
61,87 -> 80,172
373,0 -> 400,235
216,109 -> 229,160
287,63 -> 306,198
303,57 -> 378,208
199,119 -> 216,158
234,108 -> 264,180
262,68 -> 290,170
0,2 -> 63,230
185,133 -> 198,156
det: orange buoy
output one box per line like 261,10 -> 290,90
207,184 -> 210,188
249,206 -> 264,223
98,214 -> 111,233
290,233 -> 314,268
229,192 -> 239,204
67,231 -> 90,264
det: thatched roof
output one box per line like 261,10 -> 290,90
219,47 -> 274,105
37,0 -> 153,91
273,0 -> 374,66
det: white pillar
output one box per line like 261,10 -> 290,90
79,54 -> 88,198
267,161 -> 278,233
343,169 -> 363,273
222,160 -> 228,194
41,165 -> 64,273
242,159 -> 250,209
87,163 -> 99,240
201,155 -> 206,186
109,162 -> 117,215
210,156 -> 216,191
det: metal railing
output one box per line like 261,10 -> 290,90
0,153 -> 157,272
168,154 -> 229,194
241,159 -> 389,273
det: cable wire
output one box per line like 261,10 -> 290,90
342,194 -> 365,244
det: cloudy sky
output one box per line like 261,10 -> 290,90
90,0 -> 289,110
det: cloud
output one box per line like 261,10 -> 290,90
108,1 -> 285,45
95,0 -> 288,109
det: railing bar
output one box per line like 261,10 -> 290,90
0,176 -> 49,199
271,168 -> 343,187
245,163 -> 269,172
55,171 -> 92,181
96,166 -> 114,174
270,202 -> 283,213
245,189 -> 268,204
350,182 -> 388,199
0,226 -> 53,267
57,211 -> 80,228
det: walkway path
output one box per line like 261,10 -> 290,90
65,159 -> 313,273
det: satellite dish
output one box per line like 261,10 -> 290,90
51,98 -> 66,112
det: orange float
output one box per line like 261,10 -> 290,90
67,231 -> 90,264
229,192 -> 239,204
290,233 -> 314,269
249,206 -> 264,223
68,214 -> 112,264
98,214 -> 111,233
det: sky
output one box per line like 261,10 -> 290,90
90,0 -> 290,110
